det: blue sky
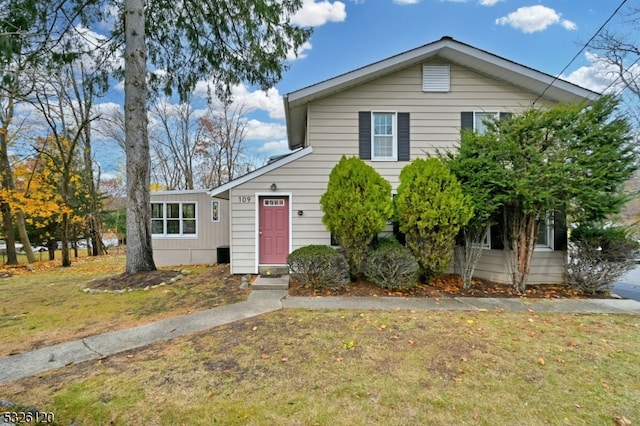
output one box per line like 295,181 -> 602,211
53,1 -> 636,176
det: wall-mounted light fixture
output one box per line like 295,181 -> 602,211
270,183 -> 277,191
297,210 -> 304,216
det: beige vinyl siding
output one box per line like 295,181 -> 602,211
229,60 -> 564,282
150,191 -> 229,266
464,250 -> 566,285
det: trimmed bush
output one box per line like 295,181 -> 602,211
395,158 -> 473,283
320,156 -> 392,280
566,224 -> 639,294
362,238 -> 419,290
287,245 -> 349,289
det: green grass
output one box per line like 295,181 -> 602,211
0,254 -> 248,356
5,309 -> 639,425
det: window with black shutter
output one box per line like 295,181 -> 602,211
359,111 -> 410,161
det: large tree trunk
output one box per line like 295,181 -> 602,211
0,203 -> 18,265
0,99 -> 19,265
124,0 -> 156,274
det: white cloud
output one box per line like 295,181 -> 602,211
479,0 -> 501,5
256,140 -> 290,154
231,84 -> 286,119
562,52 -> 627,94
192,83 -> 285,119
292,0 -> 347,27
561,19 -> 577,31
495,5 -> 576,34
245,120 -> 287,141
394,0 -> 420,4
287,41 -> 313,61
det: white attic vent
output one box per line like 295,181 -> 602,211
422,64 -> 450,92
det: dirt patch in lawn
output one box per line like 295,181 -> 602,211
289,274 -> 609,299
87,270 -> 185,290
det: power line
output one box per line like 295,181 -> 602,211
533,0 -> 629,104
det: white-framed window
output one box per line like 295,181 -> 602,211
535,212 -> 554,249
211,200 -> 220,222
151,202 -> 197,237
474,111 -> 499,135
470,226 -> 492,249
372,112 -> 397,161
481,227 -> 491,249
263,199 -> 285,206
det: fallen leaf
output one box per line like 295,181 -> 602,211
614,415 -> 631,426
537,357 -> 545,366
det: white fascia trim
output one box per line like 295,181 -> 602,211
286,38 -> 598,107
151,189 -> 211,196
208,146 -> 314,197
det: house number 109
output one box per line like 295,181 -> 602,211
238,196 -> 252,203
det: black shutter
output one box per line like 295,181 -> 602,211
398,112 -> 410,161
359,111 -> 371,160
553,211 -> 567,251
461,111 -> 473,130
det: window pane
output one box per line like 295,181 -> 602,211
151,203 -> 164,219
183,220 -> 196,234
374,113 -> 393,135
182,203 -> 195,219
167,203 -> 180,218
374,136 -> 393,157
212,201 -> 220,222
474,112 -> 495,135
536,217 -> 548,246
151,220 -> 164,234
167,219 -> 180,234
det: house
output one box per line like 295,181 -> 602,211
154,36 -> 599,284
150,189 -> 229,266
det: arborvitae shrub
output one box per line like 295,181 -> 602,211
395,158 -> 473,282
320,156 -> 392,280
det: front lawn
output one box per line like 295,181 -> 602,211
0,254 -> 249,356
4,309 -> 639,425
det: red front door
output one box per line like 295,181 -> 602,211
259,197 -> 289,264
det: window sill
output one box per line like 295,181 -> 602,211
152,235 -> 199,239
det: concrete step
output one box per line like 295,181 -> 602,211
252,274 -> 289,290
258,265 -> 290,275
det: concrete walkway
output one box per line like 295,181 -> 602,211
2,275 -> 640,384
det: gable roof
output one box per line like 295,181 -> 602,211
284,36 -> 600,150
207,146 -> 313,198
